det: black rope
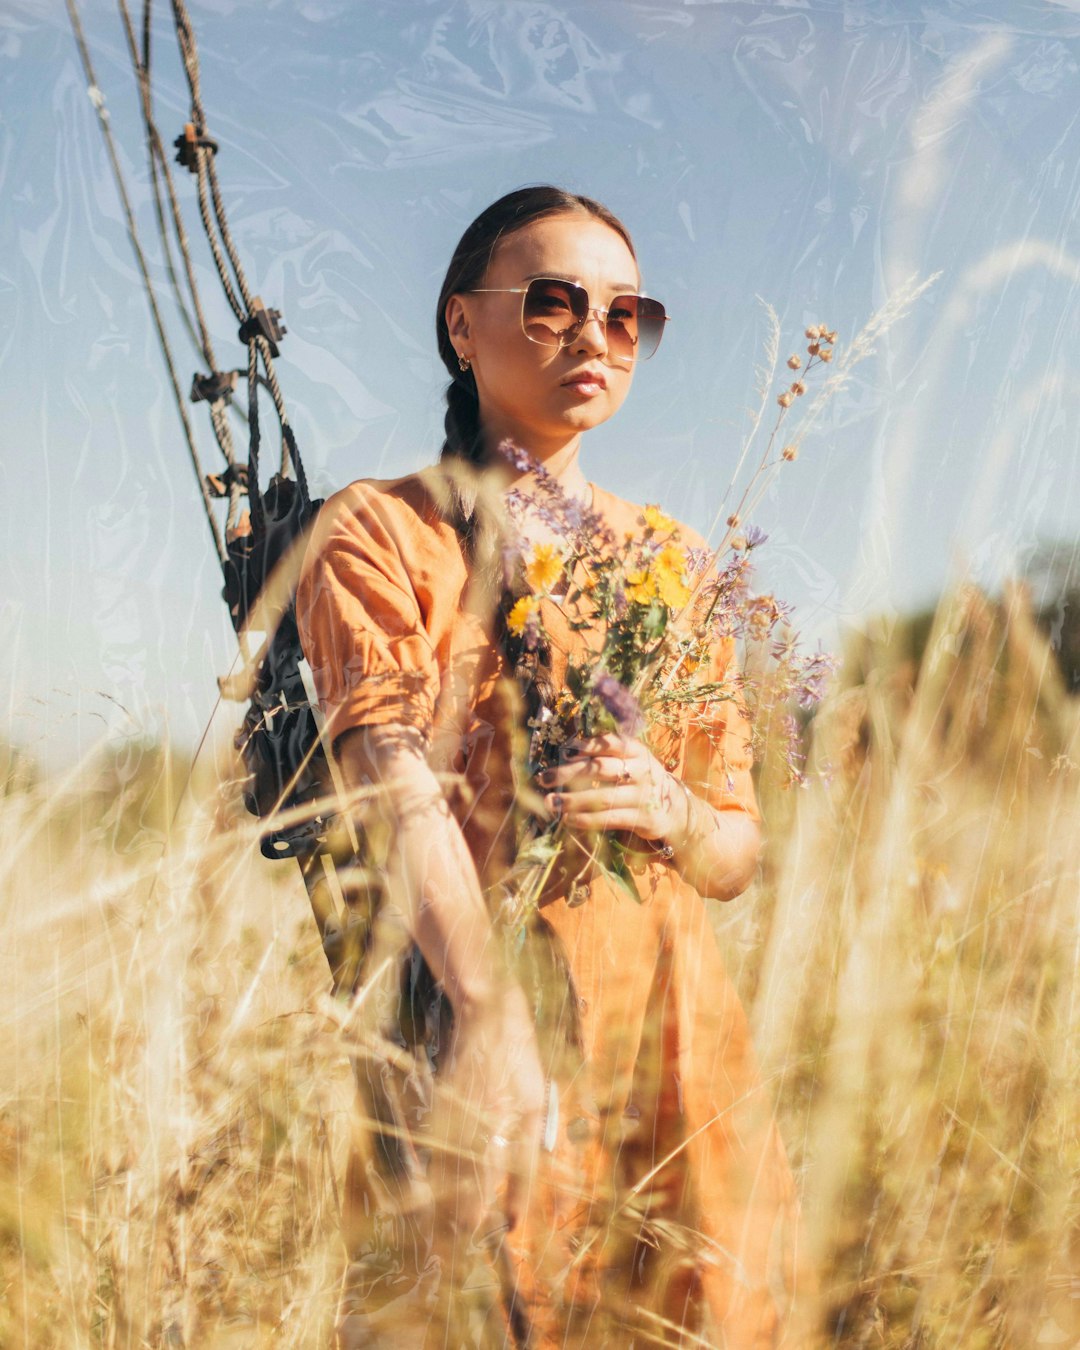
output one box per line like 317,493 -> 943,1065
246,339 -> 266,538
257,341 -> 309,500
66,0 -> 227,565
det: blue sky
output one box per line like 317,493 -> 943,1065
4,0 -> 1080,766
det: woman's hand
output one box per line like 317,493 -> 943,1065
537,731 -> 762,900
448,984 -> 547,1237
537,732 -> 689,843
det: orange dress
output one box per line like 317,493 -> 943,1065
297,470 -> 802,1347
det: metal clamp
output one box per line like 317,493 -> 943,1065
190,369 -> 239,404
238,296 -> 286,358
173,122 -> 219,171
204,462 -> 250,498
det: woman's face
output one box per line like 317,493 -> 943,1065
446,213 -> 642,462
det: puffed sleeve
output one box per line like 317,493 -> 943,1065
296,482 -> 441,747
682,635 -> 760,823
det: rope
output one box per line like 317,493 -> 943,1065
119,0 -> 241,477
167,0 -> 313,510
171,0 -> 255,314
70,0 -> 314,556
193,152 -> 245,321
66,0 -> 227,565
256,340 -> 309,497
119,0 -> 200,356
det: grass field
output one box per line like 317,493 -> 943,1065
2,580 -> 1078,1347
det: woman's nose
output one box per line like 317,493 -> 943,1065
571,311 -> 609,357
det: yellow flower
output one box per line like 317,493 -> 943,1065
642,504 -> 675,534
654,545 -> 691,609
506,595 -> 540,635
624,567 -> 656,605
525,542 -> 563,594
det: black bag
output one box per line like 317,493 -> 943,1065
223,474 -> 333,859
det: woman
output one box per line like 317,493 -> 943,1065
297,186 -> 802,1347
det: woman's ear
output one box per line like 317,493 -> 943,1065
445,294 -> 472,354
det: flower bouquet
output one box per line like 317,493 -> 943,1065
494,325 -> 844,925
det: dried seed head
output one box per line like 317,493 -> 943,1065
820,348 -> 833,363
777,391 -> 794,408
727,513 -> 741,528
807,342 -> 820,356
787,354 -> 802,370
792,380 -> 806,396
804,327 -> 818,339
730,533 -> 746,551
826,330 -> 838,344
782,445 -> 798,461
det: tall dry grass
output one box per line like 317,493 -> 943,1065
2,582 -> 1078,1347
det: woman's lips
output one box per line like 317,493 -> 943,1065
561,371 -> 607,396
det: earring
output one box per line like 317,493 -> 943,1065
458,353 -> 471,373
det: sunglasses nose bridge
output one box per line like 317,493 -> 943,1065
565,306 -> 613,355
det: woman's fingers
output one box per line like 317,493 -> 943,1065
539,754 -> 634,791
549,786 -> 659,838
534,738 -> 677,838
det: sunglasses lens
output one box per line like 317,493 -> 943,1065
519,280 -> 667,360
607,295 -> 667,361
521,279 -> 589,347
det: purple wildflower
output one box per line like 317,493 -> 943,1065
795,649 -> 838,709
562,496 -> 586,532
497,439 -> 616,552
498,439 -> 547,478
685,546 -> 713,574
744,525 -> 768,549
592,672 -> 644,736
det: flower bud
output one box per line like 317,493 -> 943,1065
782,445 -> 798,461
787,354 -> 802,370
777,391 -> 793,408
731,533 -> 746,551
820,348 -> 833,363
727,513 -> 741,528
826,330 -> 838,344
807,342 -> 820,356
804,327 -> 817,339
792,380 -> 806,396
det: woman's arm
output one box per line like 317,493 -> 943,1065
538,733 -> 761,902
337,722 -> 546,1225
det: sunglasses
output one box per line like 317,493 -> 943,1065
470,277 -> 669,363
